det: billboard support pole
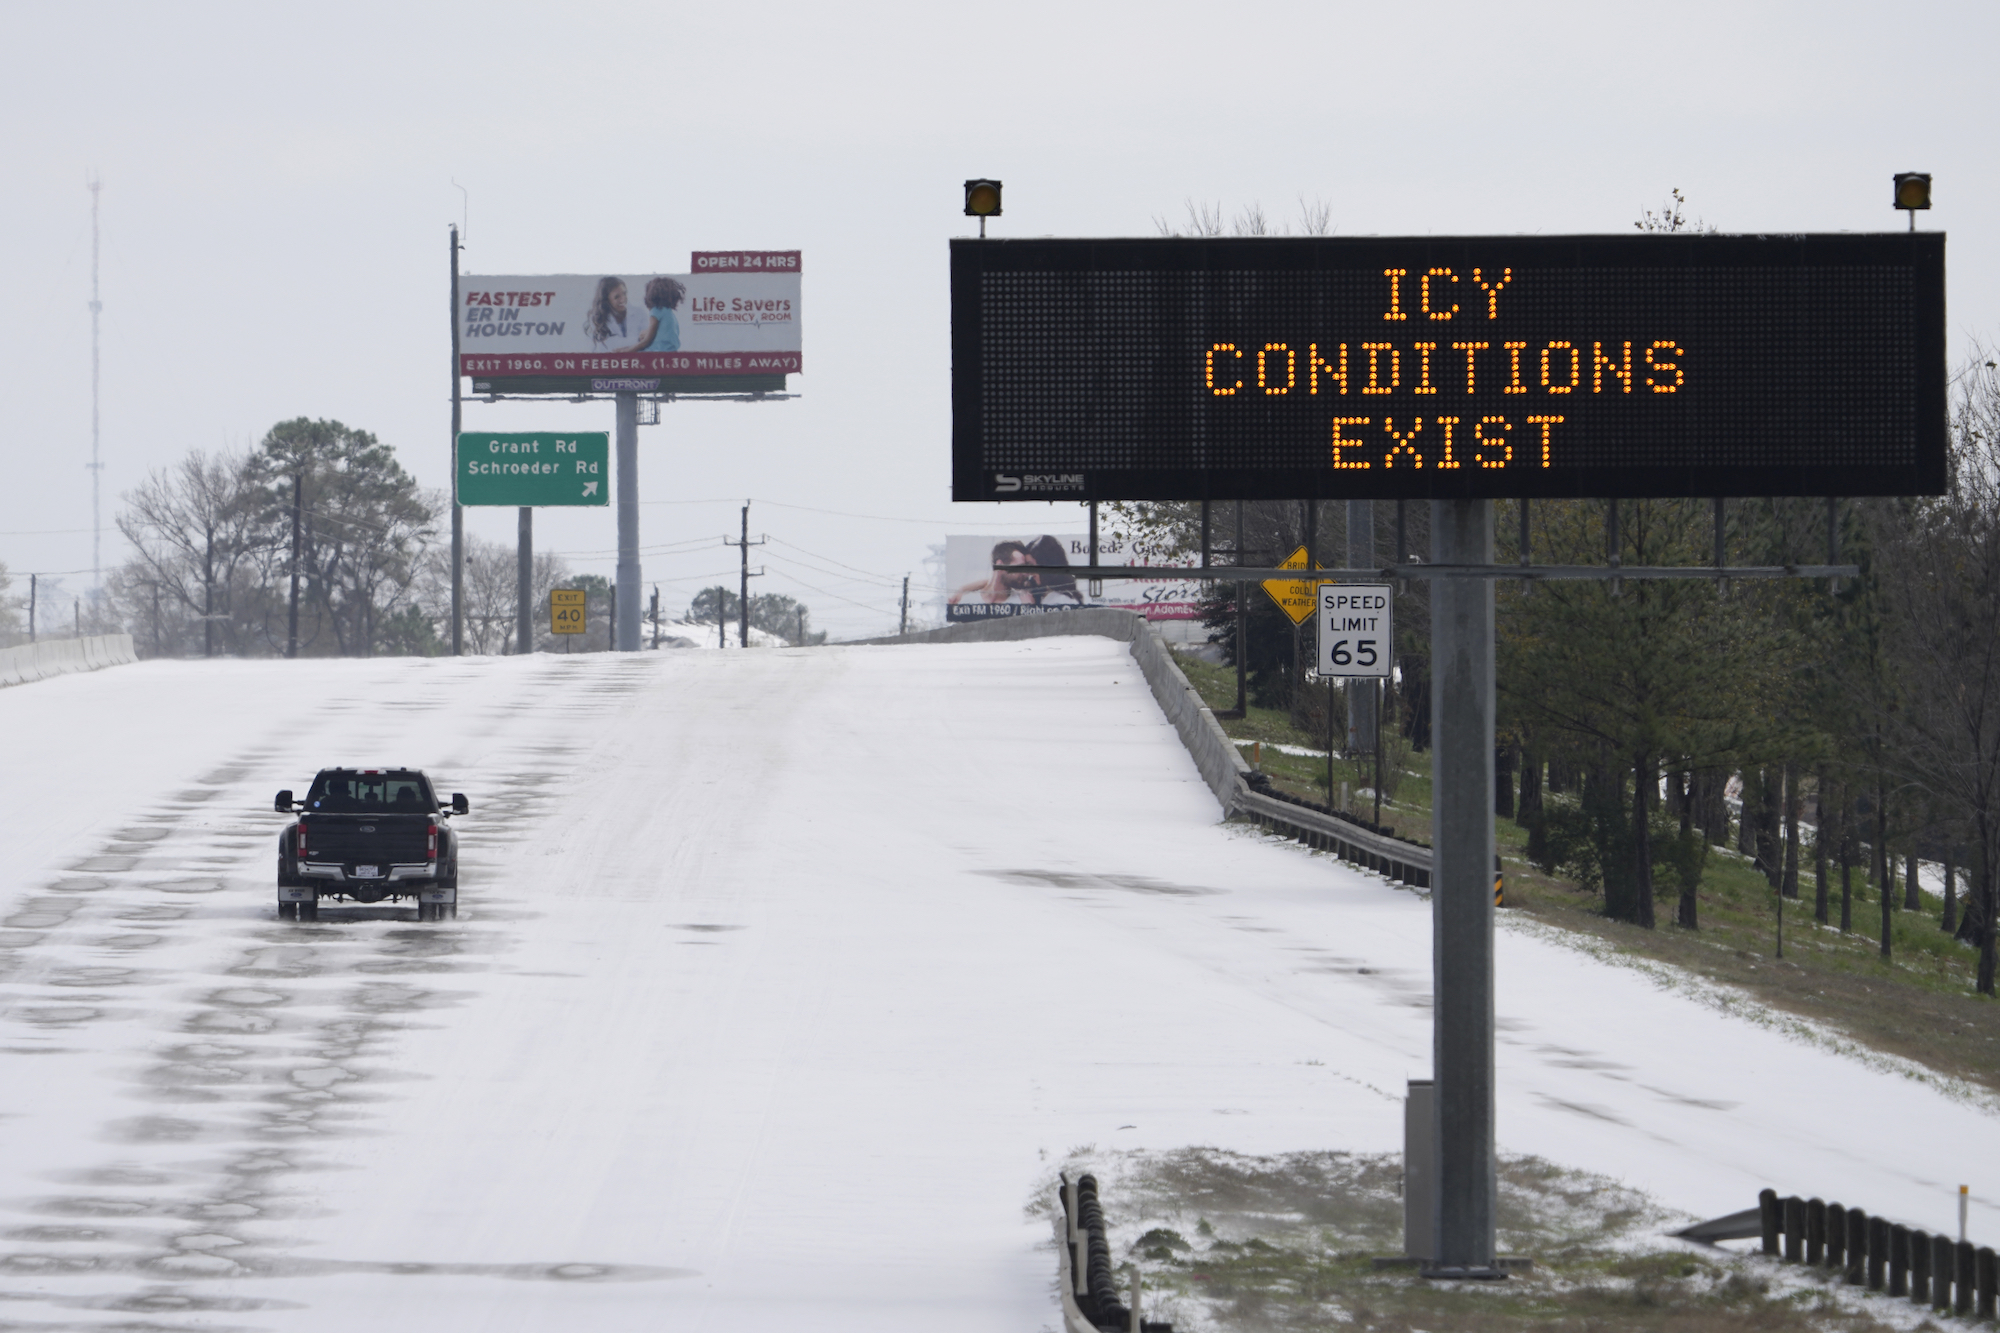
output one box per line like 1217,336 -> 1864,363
449,225 -> 464,657
614,391 -> 641,652
1427,497 -> 1499,1279
517,507 -> 532,655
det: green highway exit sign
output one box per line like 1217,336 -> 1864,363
457,432 -> 609,507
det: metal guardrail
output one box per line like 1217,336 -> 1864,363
1232,783 -> 1433,888
1748,1187 -> 1997,1318
1057,1174 -> 1170,1333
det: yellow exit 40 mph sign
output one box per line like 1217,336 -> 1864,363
550,589 -> 586,635
1261,546 -> 1318,625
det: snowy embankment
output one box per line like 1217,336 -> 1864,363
0,641 -> 1991,1332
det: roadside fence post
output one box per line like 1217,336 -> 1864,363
1758,1188 -> 1779,1257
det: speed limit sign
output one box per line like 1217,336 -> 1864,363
1316,583 -> 1392,678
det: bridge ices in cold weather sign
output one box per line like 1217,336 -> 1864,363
1317,584 -> 1391,679
458,252 -> 802,392
950,233 -> 1946,501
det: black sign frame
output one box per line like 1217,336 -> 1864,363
950,233 -> 1946,502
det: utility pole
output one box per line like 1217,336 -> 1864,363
899,575 -> 910,635
286,471 -> 302,658
651,586 -> 660,650
724,504 -> 765,647
86,175 -> 103,598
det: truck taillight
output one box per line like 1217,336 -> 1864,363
296,820 -> 307,857
427,821 -> 438,861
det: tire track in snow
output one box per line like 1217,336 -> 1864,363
0,658 -> 690,1325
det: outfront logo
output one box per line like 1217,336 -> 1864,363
994,472 -> 1084,493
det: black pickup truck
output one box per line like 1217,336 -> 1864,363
274,768 -> 469,921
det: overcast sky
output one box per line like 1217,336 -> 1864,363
3,1 -> 1993,638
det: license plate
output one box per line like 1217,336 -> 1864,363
352,865 -> 382,879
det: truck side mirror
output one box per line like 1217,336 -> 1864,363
274,790 -> 294,813
451,793 -> 470,815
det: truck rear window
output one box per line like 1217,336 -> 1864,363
307,772 -> 433,812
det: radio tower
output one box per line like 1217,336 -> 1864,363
87,175 -> 104,596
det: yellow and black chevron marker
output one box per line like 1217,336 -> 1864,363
1493,854 -> 1506,908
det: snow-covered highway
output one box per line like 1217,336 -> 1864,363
0,639 -> 1992,1332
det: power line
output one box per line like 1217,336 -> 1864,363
762,552 -> 903,590
634,494 -> 984,526
766,536 -> 903,584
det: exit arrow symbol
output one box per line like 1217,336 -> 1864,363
582,481 -> 600,497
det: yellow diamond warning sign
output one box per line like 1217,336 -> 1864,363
1261,546 -> 1317,626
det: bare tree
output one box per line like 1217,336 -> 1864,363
0,561 -> 17,640
1871,350 -> 2000,993
437,534 -> 570,655
115,450 -> 273,657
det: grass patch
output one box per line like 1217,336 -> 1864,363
1045,1149 -> 1927,1333
1171,648 -> 2000,1098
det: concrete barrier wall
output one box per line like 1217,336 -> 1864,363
853,611 -> 1251,815
0,635 -> 137,689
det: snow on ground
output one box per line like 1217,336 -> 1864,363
0,640 -> 1993,1332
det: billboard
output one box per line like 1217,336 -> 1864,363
950,233 -> 1947,501
459,251 -> 801,390
944,533 -> 1202,623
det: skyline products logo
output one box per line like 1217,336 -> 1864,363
993,472 -> 1084,493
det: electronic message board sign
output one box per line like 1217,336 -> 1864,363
950,234 -> 1946,501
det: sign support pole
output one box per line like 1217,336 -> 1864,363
1233,502 -> 1247,716
614,391 -> 641,652
449,225 -> 464,657
1348,500 -> 1376,753
1428,498 -> 1498,1278
516,506 -> 532,655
